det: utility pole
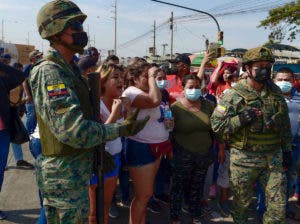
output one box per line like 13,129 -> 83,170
27,32 -> 29,46
162,43 -> 168,56
1,20 -> 4,43
170,12 -> 174,59
153,20 -> 156,57
113,0 -> 117,55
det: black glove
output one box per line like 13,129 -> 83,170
238,108 -> 257,126
119,109 -> 150,137
282,151 -> 292,169
102,150 -> 116,174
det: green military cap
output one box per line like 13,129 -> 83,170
242,46 -> 275,64
37,0 -> 87,39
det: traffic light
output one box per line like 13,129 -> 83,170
218,31 -> 224,46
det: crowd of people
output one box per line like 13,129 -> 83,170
0,1 -> 300,224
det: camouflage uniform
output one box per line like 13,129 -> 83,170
32,1 -> 148,223
211,47 -> 292,224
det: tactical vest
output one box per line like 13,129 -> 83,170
36,56 -> 95,156
230,81 -> 283,150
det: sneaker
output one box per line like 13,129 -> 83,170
147,200 -> 162,214
209,184 -> 217,199
181,204 -> 190,215
201,204 -> 213,217
192,218 -> 202,224
154,194 -> 170,205
217,201 -> 230,217
117,200 -> 131,208
16,160 -> 34,169
0,211 -> 7,220
109,203 -> 119,219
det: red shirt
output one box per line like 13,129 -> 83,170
166,75 -> 184,104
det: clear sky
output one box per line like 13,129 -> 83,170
0,0 -> 297,58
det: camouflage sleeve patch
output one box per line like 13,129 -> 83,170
215,105 -> 227,115
46,83 -> 69,99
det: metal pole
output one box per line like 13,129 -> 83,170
153,20 -> 156,57
114,0 -> 117,55
170,12 -> 173,59
151,0 -> 221,32
1,20 -> 4,43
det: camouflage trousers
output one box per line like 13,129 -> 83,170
170,142 -> 212,220
36,152 -> 93,224
230,148 -> 286,224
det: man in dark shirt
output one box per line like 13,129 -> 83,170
0,61 -> 25,220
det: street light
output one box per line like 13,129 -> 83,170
151,0 -> 224,47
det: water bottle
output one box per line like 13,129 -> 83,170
164,104 -> 174,132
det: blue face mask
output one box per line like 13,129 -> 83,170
276,81 -> 292,93
184,88 -> 201,101
156,80 -> 168,90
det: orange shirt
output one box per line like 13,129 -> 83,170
166,75 -> 184,104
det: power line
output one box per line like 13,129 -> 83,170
118,0 -> 291,49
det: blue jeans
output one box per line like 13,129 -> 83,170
25,103 -> 37,135
11,143 -> 23,161
29,137 -> 46,224
256,181 -> 266,217
0,130 -> 10,191
29,137 -> 42,159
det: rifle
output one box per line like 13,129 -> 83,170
87,72 -> 104,224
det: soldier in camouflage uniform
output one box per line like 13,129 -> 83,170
30,1 -> 148,223
211,46 -> 292,224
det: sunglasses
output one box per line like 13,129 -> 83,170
68,21 -> 83,31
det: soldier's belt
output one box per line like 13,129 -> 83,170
231,132 -> 281,146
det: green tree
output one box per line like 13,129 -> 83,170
259,0 -> 300,42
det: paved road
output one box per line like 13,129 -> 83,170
1,142 -> 299,224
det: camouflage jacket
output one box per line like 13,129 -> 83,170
211,79 -> 292,152
30,48 -> 120,150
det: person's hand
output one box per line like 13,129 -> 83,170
238,108 -> 260,126
148,66 -> 158,78
111,99 -> 123,119
119,109 -> 150,137
202,50 -> 215,65
25,95 -> 33,103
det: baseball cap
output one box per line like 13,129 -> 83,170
29,50 -> 43,60
1,53 -> 11,59
169,54 -> 191,66
78,56 -> 97,71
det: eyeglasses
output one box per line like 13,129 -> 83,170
68,21 -> 83,31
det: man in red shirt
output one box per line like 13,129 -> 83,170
166,54 -> 191,103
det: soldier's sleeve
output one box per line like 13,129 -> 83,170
30,63 -> 120,149
280,97 -> 292,152
210,90 -> 243,138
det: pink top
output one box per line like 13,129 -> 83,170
0,116 -> 5,131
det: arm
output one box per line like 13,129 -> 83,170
0,61 -> 25,90
22,79 -> 33,103
104,99 -> 122,124
131,67 -> 162,109
30,63 -> 120,149
197,51 -> 215,81
210,91 -> 244,137
210,61 -> 223,85
279,97 -> 292,152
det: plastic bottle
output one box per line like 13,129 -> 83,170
164,104 -> 174,132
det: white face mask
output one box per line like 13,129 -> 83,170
276,81 -> 292,93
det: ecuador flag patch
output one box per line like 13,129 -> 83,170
47,83 -> 69,99
216,105 -> 226,115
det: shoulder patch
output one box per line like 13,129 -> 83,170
47,83 -> 69,99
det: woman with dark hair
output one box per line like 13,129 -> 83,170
170,75 -> 224,224
122,61 -> 170,224
208,60 -> 238,101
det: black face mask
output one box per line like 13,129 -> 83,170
252,67 -> 272,83
72,32 -> 88,48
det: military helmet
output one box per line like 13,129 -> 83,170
242,46 -> 275,64
37,0 -> 87,39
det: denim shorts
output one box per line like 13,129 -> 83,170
104,153 -> 121,181
124,138 -> 156,167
